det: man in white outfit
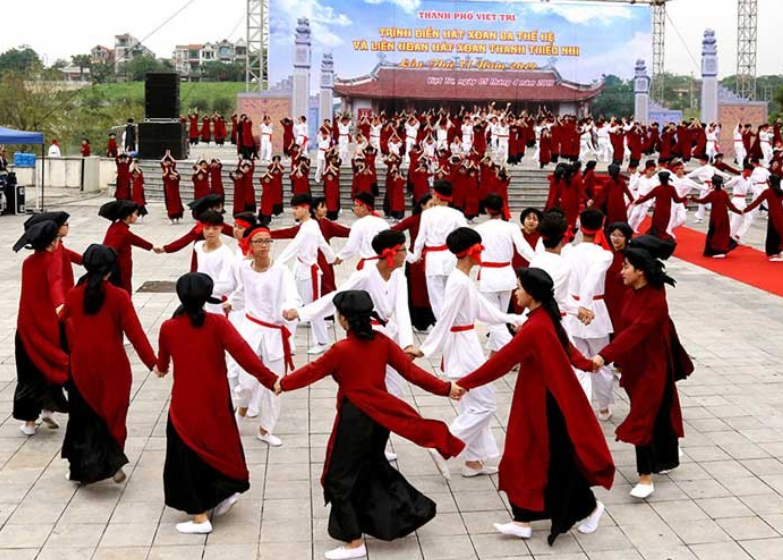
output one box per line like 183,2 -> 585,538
474,194 -> 535,352
728,163 -> 755,241
733,123 -> 747,164
337,116 -> 352,163
686,155 -> 731,222
274,193 -> 336,356
747,159 -> 771,227
224,225 -> 301,447
334,193 -> 389,270
314,127 -> 331,183
416,227 -> 524,478
294,115 -> 309,153
259,116 -> 273,162
410,181 -> 468,319
628,160 -> 660,232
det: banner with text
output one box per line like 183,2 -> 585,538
270,0 -> 651,93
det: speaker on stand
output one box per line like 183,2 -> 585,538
139,72 -> 189,160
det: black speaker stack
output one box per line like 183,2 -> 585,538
139,73 -> 189,160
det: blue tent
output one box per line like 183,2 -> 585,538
0,126 -> 46,210
0,126 -> 44,145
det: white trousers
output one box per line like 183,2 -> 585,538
449,382 -> 499,463
235,356 -> 284,433
339,138 -> 350,162
628,200 -> 652,232
314,158 -> 325,183
296,276 -> 329,345
573,336 -> 614,410
762,143 -> 773,167
481,290 -> 513,351
730,197 -> 750,239
597,138 -> 612,163
696,203 -> 711,221
734,142 -> 746,163
426,274 -> 449,320
260,137 -> 272,162
496,140 -> 509,163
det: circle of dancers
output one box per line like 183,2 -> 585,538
13,108 -> 783,560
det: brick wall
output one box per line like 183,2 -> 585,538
237,95 -> 291,154
718,103 -> 768,158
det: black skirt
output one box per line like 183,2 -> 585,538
635,374 -> 680,475
703,223 -> 737,256
766,218 -> 782,256
13,333 -> 68,422
324,399 -> 436,542
510,392 -> 597,546
62,380 -> 128,484
163,416 -> 249,515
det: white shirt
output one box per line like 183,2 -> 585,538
750,167 -> 771,194
275,218 -> 335,280
194,241 -> 236,314
294,122 -> 308,141
338,122 -> 351,141
564,242 -> 614,339
635,174 -> 660,198
529,251 -> 578,318
420,269 -> 523,378
686,164 -> 729,185
260,123 -> 273,138
726,175 -> 752,198
337,214 -> 389,262
405,122 -> 420,142
229,262 -> 302,361
410,205 -> 468,276
316,137 -> 331,160
474,219 -> 534,293
48,144 -> 61,157
672,175 -> 702,197
298,265 -> 413,349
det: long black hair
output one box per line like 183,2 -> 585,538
174,272 -> 220,328
78,245 -> 118,315
517,267 -> 571,355
333,290 -> 383,341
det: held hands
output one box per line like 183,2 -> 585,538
449,382 -> 466,401
273,378 -> 283,396
405,347 -> 424,360
153,247 -> 165,254
222,301 -> 233,313
283,309 -> 299,321
591,355 -> 605,372
152,365 -> 166,378
333,257 -> 343,266
577,306 -> 595,325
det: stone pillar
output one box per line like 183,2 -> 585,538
320,53 -> 334,125
291,18 -> 312,121
633,59 -> 651,125
701,29 -> 718,123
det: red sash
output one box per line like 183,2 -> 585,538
357,256 -> 379,271
299,258 -> 320,300
422,244 -> 449,272
478,260 -> 510,281
245,314 -> 295,373
450,325 -> 475,333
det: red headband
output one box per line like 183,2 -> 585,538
434,191 -> 453,202
354,198 -> 379,217
379,244 -> 402,267
194,222 -> 205,235
456,243 -> 484,264
240,226 -> 271,255
234,219 -> 253,229
581,220 -> 610,251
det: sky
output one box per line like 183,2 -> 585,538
0,0 -> 780,80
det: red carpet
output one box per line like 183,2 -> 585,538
642,219 -> 783,297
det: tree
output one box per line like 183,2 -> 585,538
120,55 -> 172,81
71,54 -> 92,79
200,61 -> 244,82
589,75 -> 634,119
91,62 -> 116,84
0,47 -> 41,76
212,96 -> 234,116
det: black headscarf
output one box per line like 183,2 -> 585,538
174,272 -> 222,327
13,220 -> 58,252
333,290 -> 383,340
516,267 -> 571,355
99,200 -> 138,222
79,244 -> 118,314
24,211 -> 69,230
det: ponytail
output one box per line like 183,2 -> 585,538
173,302 -> 207,328
542,299 -> 571,356
78,271 -> 107,315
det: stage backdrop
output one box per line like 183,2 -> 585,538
270,0 -> 652,95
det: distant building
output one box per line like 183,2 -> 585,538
90,45 -> 115,66
59,65 -> 91,83
173,39 -> 248,81
114,33 -> 155,72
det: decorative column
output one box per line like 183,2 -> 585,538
633,59 -> 651,125
320,53 -> 334,125
701,29 -> 719,123
292,18 -> 312,120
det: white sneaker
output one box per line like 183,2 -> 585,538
597,409 -> 613,422
461,463 -> 499,478
429,448 -> 451,480
630,482 -> 654,499
40,410 -> 59,429
711,254 -> 726,259
213,493 -> 239,516
384,450 -> 397,462
493,521 -> 532,539
112,468 -> 127,484
20,423 -> 36,436
307,343 -> 328,355
324,543 -> 366,560
578,501 -> 605,534
770,256 -> 783,262
176,520 -> 213,534
257,432 -> 283,447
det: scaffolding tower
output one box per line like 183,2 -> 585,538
650,0 -> 667,104
246,0 -> 269,92
736,0 -> 758,100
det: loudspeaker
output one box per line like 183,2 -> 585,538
138,121 -> 188,160
145,73 -> 180,120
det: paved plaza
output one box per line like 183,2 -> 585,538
1,195 -> 783,560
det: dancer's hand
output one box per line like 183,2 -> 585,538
273,378 -> 283,396
591,355 -> 605,372
405,347 -> 424,359
152,365 -> 166,378
333,257 -> 343,266
153,247 -> 165,254
283,309 -> 299,321
577,307 -> 594,325
222,301 -> 233,313
449,382 -> 466,401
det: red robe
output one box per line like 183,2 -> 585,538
464,173 -> 479,218
745,189 -> 783,255
188,115 -> 200,141
561,175 -> 586,231
243,162 -> 256,210
57,243 -> 82,293
162,169 -> 184,220
200,118 -> 212,143
158,313 -> 278,481
231,175 -> 245,216
241,120 -> 256,152
600,285 -> 693,446
387,174 -> 406,214
291,170 -> 311,196
280,332 -> 465,486
660,130 -> 673,161
693,189 -> 742,255
410,168 -> 429,203
677,126 -> 692,161
130,172 -> 146,209
627,129 -> 643,162
214,119 -> 227,143
103,221 -> 153,294
539,133 -> 552,166
610,131 -> 625,163
323,171 -> 341,213
192,170 -> 211,200
81,144 -> 91,157
259,178 -> 275,217
282,121 -> 295,155
17,251 -> 68,385
473,124 -> 487,156
107,139 -> 118,158
230,115 -> 238,145
604,250 -> 628,335
62,282 -> 157,448
164,223 -> 235,272
115,158 -> 131,200
636,184 -> 688,241
392,214 -> 429,308
271,168 -> 285,211
458,308 -> 615,511
595,177 -> 633,225
210,164 -> 224,198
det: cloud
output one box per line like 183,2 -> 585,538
272,0 -> 353,48
363,0 -> 421,14
525,4 -> 636,25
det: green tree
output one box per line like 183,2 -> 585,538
71,54 -> 93,79
200,61 -> 244,82
90,61 -> 116,84
0,47 -> 41,76
589,75 -> 634,119
120,55 -> 172,81
212,96 -> 234,116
